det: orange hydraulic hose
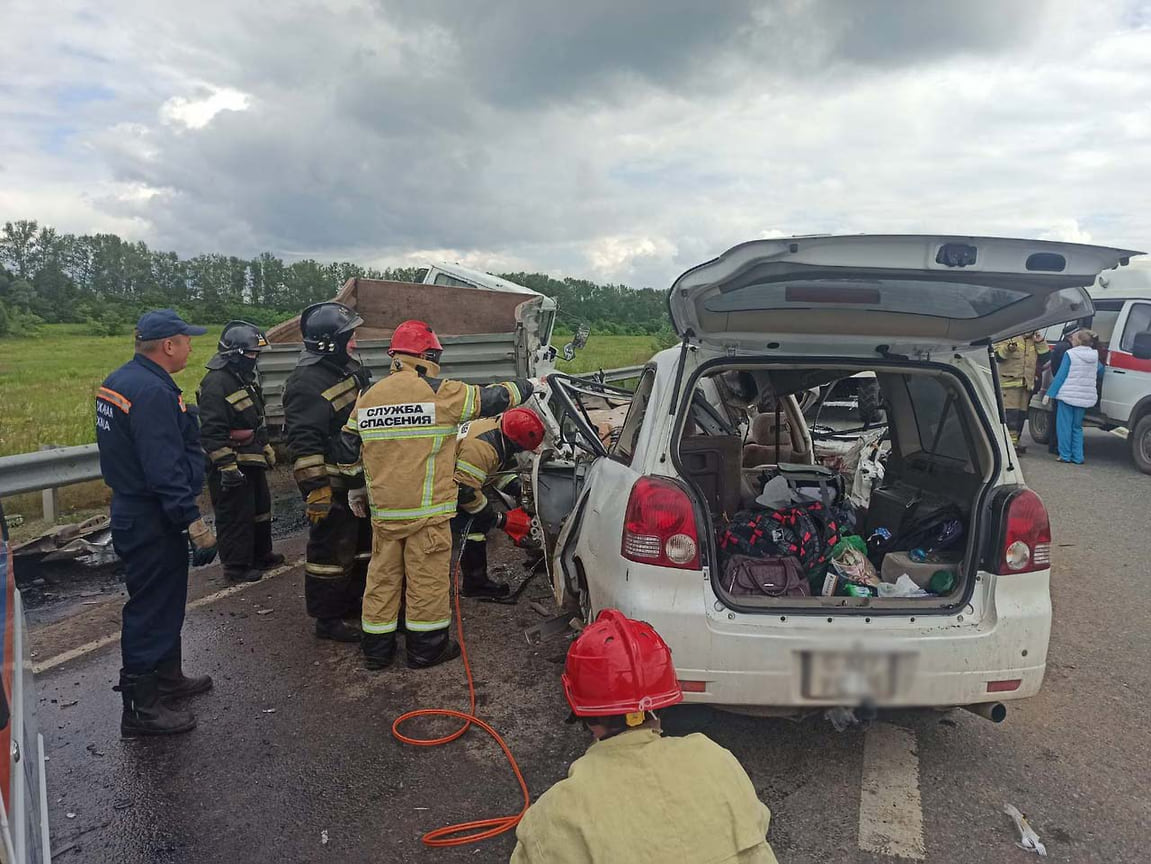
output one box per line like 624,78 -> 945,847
391,528 -> 532,848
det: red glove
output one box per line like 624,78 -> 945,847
229,428 -> 255,444
498,507 -> 533,544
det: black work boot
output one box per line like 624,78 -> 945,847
315,618 -> 362,643
256,552 -> 286,571
363,633 -> 398,671
406,632 -> 462,669
117,670 -> 197,738
460,577 -> 511,599
225,567 -> 263,583
156,647 -> 213,701
459,540 -> 510,598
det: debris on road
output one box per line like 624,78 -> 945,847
320,830 -> 329,846
1003,804 -> 1047,856
825,706 -> 858,732
256,609 -> 274,615
262,709 -> 277,714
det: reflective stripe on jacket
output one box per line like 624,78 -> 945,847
339,355 -> 532,524
197,363 -> 270,470
454,417 -> 516,516
95,354 -> 204,527
282,356 -> 370,495
510,729 -> 779,864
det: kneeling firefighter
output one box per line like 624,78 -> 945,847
198,320 -> 285,583
337,320 -> 535,669
282,302 -> 373,643
511,609 -> 780,863
452,407 -> 544,598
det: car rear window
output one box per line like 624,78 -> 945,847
704,279 -> 1030,320
902,375 -> 972,463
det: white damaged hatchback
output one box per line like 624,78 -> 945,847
532,235 -> 1142,718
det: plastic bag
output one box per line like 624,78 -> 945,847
830,536 -> 879,586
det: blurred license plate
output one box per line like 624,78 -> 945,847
803,652 -> 901,700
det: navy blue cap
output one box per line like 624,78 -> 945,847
135,309 -> 208,340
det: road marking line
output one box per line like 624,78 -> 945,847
32,559 -> 300,674
858,723 -> 926,861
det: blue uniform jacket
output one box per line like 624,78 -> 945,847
96,354 -> 205,528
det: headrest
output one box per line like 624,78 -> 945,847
750,412 -> 790,446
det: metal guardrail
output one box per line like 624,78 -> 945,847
0,365 -> 644,498
0,445 -> 102,498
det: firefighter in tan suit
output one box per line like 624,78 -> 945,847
994,331 -> 1049,451
338,320 -> 535,670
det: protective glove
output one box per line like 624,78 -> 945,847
1042,395 -> 1051,406
229,429 -> 255,445
497,507 -> 533,545
263,444 -> 277,468
187,518 -> 218,567
220,465 -> 247,490
306,486 -> 333,525
348,486 -> 369,519
470,505 -> 498,535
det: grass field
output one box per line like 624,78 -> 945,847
0,324 -> 225,458
0,326 -> 665,521
0,326 -> 664,458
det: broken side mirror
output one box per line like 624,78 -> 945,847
562,324 -> 590,362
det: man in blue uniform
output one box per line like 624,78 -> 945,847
96,309 -> 219,738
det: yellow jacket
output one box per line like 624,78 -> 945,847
510,729 -> 779,864
994,335 -> 1049,390
340,356 -> 530,526
454,417 -> 520,515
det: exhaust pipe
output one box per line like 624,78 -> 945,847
962,702 -> 1007,723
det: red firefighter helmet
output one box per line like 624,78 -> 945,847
501,407 -> 545,452
388,320 -> 443,360
562,609 -> 683,718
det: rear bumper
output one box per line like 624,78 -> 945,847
588,563 -> 1052,708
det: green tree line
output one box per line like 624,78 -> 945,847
0,219 -> 670,338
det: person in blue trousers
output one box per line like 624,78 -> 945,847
96,310 -> 219,738
1044,329 -> 1101,464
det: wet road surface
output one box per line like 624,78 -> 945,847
32,428 -> 1151,862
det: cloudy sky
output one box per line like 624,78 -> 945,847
2,0 -> 1150,287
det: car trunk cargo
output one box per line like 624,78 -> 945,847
674,359 -> 997,613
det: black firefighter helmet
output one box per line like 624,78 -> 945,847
206,320 -> 269,370
300,302 -> 363,358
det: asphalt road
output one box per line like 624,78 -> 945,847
31,428 -> 1151,863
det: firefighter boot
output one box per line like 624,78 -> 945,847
363,632 -> 398,671
256,552 -> 286,571
406,630 -> 462,669
315,617 -> 362,643
117,670 -> 197,738
156,645 -> 213,700
459,540 -> 510,599
225,566 -> 263,583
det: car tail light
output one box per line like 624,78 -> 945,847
621,476 -> 700,569
997,489 -> 1051,574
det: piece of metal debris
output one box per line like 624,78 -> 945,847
825,706 -> 858,732
524,613 -> 578,646
1003,804 -> 1047,856
262,709 -> 277,714
256,609 -> 274,615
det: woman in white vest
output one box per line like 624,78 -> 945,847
1044,329 -> 1101,464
